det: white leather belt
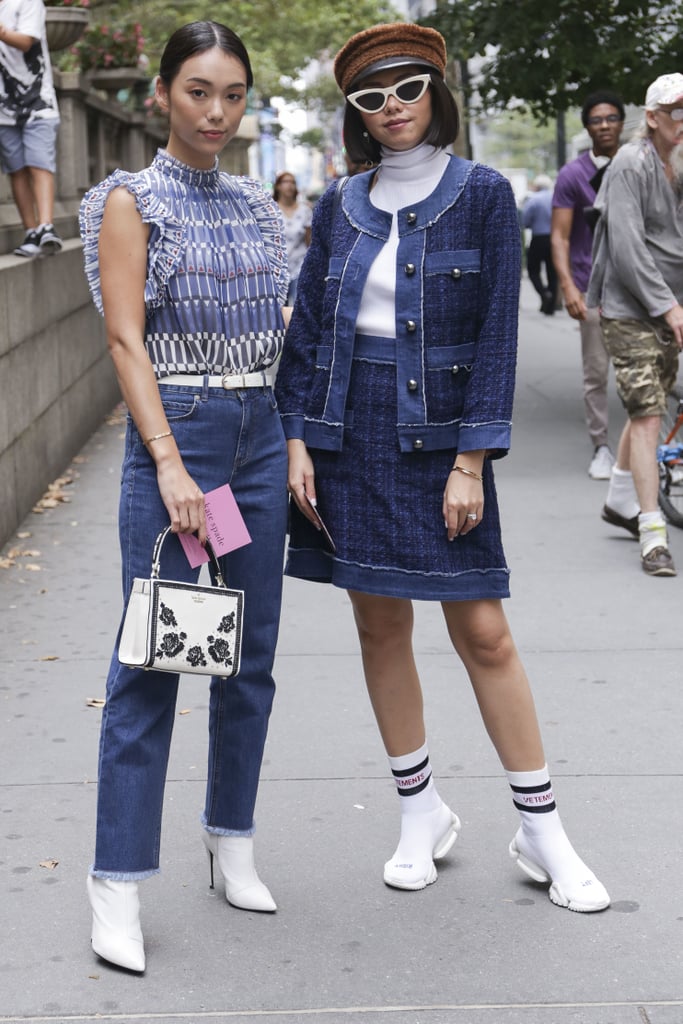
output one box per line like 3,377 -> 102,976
159,368 -> 276,390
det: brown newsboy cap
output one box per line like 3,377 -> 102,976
334,22 -> 447,95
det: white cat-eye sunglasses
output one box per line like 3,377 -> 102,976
346,73 -> 431,113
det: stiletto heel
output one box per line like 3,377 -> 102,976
205,846 -> 215,889
87,875 -> 146,972
202,831 -> 276,912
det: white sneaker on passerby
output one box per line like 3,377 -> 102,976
588,445 -> 614,480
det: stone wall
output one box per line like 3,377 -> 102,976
0,75 -> 261,549
0,241 -> 119,548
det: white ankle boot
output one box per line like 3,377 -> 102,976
87,875 -> 145,971
383,803 -> 461,890
202,832 -> 276,912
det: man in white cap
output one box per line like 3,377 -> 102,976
588,72 -> 683,576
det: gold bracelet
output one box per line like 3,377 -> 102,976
144,430 -> 173,445
450,465 -> 483,482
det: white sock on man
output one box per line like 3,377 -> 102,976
606,466 -> 639,518
638,511 -> 668,555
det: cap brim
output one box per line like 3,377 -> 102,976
347,56 -> 441,92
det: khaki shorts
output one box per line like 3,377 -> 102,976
600,316 -> 679,418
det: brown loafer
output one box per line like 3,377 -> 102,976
641,546 -> 677,577
601,504 -> 639,539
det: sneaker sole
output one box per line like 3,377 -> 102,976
509,837 -> 611,913
641,563 -> 677,577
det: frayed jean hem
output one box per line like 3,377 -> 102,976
201,813 -> 255,838
89,865 -> 160,881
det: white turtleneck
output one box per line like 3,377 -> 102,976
356,142 -> 450,339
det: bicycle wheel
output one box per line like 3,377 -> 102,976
658,385 -> 683,529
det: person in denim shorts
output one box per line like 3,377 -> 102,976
588,73 -> 683,577
0,0 -> 62,257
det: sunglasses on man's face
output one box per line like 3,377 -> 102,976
346,73 -> 431,113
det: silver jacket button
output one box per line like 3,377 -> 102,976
407,379 -> 418,391
406,320 -> 416,332
405,263 -> 416,275
451,364 -> 460,374
451,268 -> 462,279
413,439 -> 424,450
406,211 -> 417,224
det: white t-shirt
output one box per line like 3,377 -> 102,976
0,0 -> 58,126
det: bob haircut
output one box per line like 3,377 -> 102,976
273,172 -> 298,202
342,70 -> 459,166
159,20 -> 253,90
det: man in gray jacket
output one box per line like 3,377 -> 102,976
588,73 -> 683,577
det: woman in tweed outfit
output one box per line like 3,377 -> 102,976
79,21 -> 289,971
276,23 -> 609,914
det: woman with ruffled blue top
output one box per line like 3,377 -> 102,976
79,21 -> 289,972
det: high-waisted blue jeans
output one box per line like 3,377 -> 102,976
92,380 -> 288,880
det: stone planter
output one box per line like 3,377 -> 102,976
86,66 -> 148,99
45,7 -> 89,51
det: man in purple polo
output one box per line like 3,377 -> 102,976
551,91 -> 624,480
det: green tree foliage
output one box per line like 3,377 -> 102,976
423,0 -> 683,120
86,0 -> 398,97
475,107 -> 582,175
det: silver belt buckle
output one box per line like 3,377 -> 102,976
221,373 -> 245,389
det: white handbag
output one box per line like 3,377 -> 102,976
119,526 -> 244,677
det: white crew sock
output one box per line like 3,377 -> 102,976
388,743 -> 442,814
638,511 -> 669,556
383,743 -> 458,888
606,466 -> 639,518
506,765 -> 603,899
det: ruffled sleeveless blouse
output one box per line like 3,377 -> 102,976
79,149 -> 288,377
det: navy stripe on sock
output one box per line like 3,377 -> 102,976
392,755 -> 429,779
509,781 -> 552,795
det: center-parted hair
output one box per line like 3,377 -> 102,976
159,21 -> 253,90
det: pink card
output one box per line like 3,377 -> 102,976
178,484 -> 252,568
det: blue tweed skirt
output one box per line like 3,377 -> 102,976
285,340 -> 511,601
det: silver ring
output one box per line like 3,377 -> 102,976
466,513 -> 477,520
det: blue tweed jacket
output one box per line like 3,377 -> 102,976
275,155 -> 521,456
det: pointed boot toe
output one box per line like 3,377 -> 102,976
203,832 -> 277,913
87,875 -> 145,972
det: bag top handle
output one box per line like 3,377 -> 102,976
150,525 -> 226,587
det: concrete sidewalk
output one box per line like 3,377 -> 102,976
1,282 -> 682,1024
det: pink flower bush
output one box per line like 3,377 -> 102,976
74,19 -> 145,71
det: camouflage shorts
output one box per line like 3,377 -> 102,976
600,317 -> 679,418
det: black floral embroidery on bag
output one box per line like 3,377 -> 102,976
217,612 -> 235,634
207,634 -> 233,668
186,645 -> 208,668
156,631 -> 187,659
159,602 -> 178,627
